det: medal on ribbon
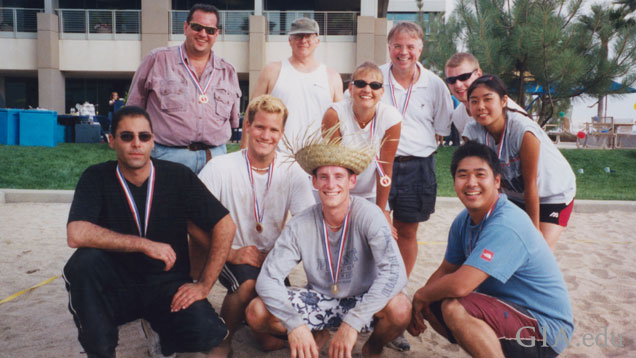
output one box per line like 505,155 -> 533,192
368,114 -> 391,187
179,46 -> 214,104
321,204 -> 351,296
243,150 -> 274,233
115,162 -> 155,237
388,65 -> 417,118
485,117 -> 507,161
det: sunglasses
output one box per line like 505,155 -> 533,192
189,22 -> 218,35
352,80 -> 383,90
445,70 -> 477,84
116,131 -> 153,143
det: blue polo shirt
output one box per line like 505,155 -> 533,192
445,194 -> 574,354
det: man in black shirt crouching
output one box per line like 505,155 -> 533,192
63,106 -> 235,358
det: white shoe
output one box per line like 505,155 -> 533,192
387,333 -> 411,352
141,319 -> 176,358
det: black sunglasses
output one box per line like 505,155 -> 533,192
117,131 -> 153,143
352,80 -> 383,90
445,70 -> 477,84
189,22 -> 218,35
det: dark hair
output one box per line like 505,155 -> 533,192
450,141 -> 501,178
466,74 -> 530,119
187,3 -> 220,24
111,106 -> 152,134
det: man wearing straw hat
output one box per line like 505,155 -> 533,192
245,129 -> 410,358
193,95 -> 315,357
246,17 -> 343,151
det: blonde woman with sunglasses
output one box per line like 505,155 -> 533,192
322,62 -> 402,238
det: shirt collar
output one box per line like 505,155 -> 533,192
179,43 -> 216,70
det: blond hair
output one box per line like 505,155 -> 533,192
387,21 -> 424,45
445,52 -> 480,70
246,94 -> 289,127
351,61 -> 383,81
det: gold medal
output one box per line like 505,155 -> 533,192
380,175 -> 391,187
199,94 -> 209,104
331,283 -> 339,295
256,222 -> 263,233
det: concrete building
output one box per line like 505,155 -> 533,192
0,0 -> 446,115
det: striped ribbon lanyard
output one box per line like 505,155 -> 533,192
468,194 -> 500,255
485,118 -> 507,160
179,46 -> 214,104
243,150 -> 274,233
388,65 -> 417,118
368,115 -> 391,187
115,162 -> 155,237
321,203 -> 352,295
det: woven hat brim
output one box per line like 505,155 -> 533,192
295,143 -> 374,175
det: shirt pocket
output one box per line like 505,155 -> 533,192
157,78 -> 187,113
213,87 -> 235,118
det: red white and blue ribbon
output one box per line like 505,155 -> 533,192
368,115 -> 391,187
179,46 -> 214,103
468,194 -> 500,254
321,203 -> 352,292
388,65 -> 417,118
485,118 -> 507,160
115,162 -> 155,237
243,150 -> 274,228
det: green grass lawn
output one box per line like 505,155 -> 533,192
1,143 -> 635,200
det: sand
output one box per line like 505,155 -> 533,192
0,199 -> 635,358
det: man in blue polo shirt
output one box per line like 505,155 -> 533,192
408,142 -> 573,358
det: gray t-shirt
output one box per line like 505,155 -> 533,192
255,196 -> 407,332
464,110 -> 576,204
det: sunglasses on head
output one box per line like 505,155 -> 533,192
117,131 -> 153,143
189,22 -> 218,35
352,80 -> 383,90
445,70 -> 476,84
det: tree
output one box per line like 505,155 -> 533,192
421,0 -> 636,126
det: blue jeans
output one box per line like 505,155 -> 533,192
152,143 -> 227,174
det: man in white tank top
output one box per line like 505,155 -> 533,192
245,17 -> 343,151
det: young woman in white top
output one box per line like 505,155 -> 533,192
322,61 -> 402,236
463,74 -> 576,250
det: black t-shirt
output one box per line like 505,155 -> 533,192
68,159 -> 228,275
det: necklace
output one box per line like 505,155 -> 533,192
327,223 -> 342,231
251,165 -> 270,171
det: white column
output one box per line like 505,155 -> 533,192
254,0 -> 263,16
44,0 -> 59,14
360,0 -> 378,17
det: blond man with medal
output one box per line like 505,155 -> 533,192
322,61 -> 402,238
62,106 -> 236,358
245,131 -> 410,358
195,95 -> 314,357
408,142 -> 573,358
127,3 -> 241,174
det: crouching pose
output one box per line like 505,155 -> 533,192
409,142 -> 574,358
63,106 -> 235,358
246,132 -> 411,358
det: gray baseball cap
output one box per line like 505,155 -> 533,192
289,17 -> 319,35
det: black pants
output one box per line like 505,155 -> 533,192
63,248 -> 226,358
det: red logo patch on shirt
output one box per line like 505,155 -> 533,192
480,249 -> 494,262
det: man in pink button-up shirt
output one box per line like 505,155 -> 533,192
127,3 -> 241,174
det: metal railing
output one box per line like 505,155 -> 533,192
264,11 -> 358,37
57,9 -> 140,39
171,10 -> 252,40
0,7 -> 42,38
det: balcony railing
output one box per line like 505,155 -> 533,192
0,7 -> 42,38
171,10 -> 252,41
264,11 -> 358,39
57,9 -> 141,40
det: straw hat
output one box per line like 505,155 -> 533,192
283,124 -> 376,175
